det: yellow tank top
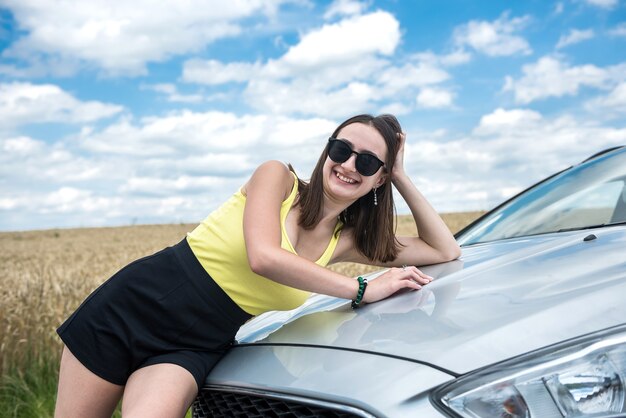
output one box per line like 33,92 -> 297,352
187,172 -> 342,316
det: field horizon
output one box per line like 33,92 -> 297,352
0,210 -> 486,235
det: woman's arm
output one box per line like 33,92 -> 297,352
390,132 -> 461,266
242,160 -> 427,303
336,133 -> 461,268
390,174 -> 461,266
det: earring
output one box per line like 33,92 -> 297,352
373,187 -> 378,206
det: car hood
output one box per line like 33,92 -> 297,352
235,226 -> 626,374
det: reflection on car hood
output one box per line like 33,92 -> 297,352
235,226 -> 626,374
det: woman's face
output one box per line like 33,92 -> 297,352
322,122 -> 388,204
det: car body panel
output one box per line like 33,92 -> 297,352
207,345 -> 454,417
234,226 -> 626,374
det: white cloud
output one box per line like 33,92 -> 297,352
0,55 -> 80,78
0,135 -> 102,188
453,13 -> 532,56
76,110 -> 338,182
141,83 -> 204,103
3,109 -> 625,230
120,176 -> 224,195
583,0 -> 619,9
182,11 -> 443,117
473,108 -> 543,135
556,29 -> 595,49
609,23 -> 626,37
239,56 -> 449,117
245,79 -> 377,118
416,87 -> 455,108
586,82 -> 626,114
265,117 -> 338,145
43,187 -> 94,213
74,111 -> 337,187
0,198 -> 19,211
2,136 -> 44,154
324,0 -> 369,19
184,54 -> 387,89
503,56 -> 624,104
378,102 -> 413,116
281,11 -> 400,67
439,50 -> 473,66
378,62 -> 450,92
182,60 -> 262,85
0,0 -> 294,75
413,50 -> 472,67
0,82 -> 123,129
402,110 -> 626,213
35,187 -> 129,220
81,111 -> 270,157
0,111 -> 339,230
181,11 -> 401,87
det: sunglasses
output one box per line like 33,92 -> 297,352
327,138 -> 385,177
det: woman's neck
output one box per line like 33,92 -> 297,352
319,194 -> 352,225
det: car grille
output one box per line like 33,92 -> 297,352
192,388 -> 367,418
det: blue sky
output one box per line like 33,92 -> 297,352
0,0 -> 625,231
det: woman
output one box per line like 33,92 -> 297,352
54,114 -> 460,418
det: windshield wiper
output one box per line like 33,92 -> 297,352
558,221 -> 626,233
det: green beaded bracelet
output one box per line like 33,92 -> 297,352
351,276 -> 368,309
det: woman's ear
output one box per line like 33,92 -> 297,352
375,174 -> 387,188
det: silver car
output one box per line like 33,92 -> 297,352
193,145 -> 626,418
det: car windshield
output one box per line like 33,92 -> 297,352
457,148 -> 626,246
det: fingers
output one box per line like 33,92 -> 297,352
392,132 -> 407,180
364,266 -> 433,303
386,266 -> 432,292
401,278 -> 423,291
396,132 -> 406,150
400,265 -> 433,285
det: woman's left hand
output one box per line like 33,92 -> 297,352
361,265 -> 432,304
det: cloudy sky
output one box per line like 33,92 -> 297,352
0,0 -> 625,231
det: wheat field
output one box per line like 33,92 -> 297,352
0,212 -> 483,376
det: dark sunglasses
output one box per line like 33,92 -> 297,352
327,138 -> 385,176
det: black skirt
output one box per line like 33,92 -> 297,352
56,238 -> 252,389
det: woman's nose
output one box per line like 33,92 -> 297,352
341,153 -> 358,172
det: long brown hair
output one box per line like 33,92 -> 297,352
292,114 -> 403,263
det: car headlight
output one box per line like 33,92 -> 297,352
433,325 -> 626,417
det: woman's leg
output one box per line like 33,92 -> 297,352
54,345 -> 124,418
121,363 -> 198,418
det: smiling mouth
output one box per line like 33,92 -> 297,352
335,171 -> 358,184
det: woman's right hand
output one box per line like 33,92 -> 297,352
361,266 -> 433,303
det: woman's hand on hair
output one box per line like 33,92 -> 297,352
361,266 -> 432,304
391,132 -> 408,184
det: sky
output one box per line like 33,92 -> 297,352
0,0 -> 625,231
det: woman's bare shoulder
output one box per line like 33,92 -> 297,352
241,160 -> 294,199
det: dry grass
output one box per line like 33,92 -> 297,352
0,212 -> 484,376
0,224 -> 191,376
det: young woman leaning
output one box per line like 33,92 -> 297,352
54,113 -> 461,418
